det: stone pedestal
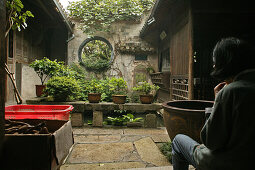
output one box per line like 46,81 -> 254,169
92,111 -> 103,127
71,113 -> 83,127
145,114 -> 157,128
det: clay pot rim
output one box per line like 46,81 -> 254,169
112,95 -> 127,97
139,94 -> 153,97
162,100 -> 214,113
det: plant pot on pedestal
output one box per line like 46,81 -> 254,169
36,85 -> 46,97
139,94 -> 153,104
112,95 -> 127,104
88,93 -> 101,103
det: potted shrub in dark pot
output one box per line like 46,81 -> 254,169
133,81 -> 159,104
44,76 -> 81,102
29,57 -> 59,97
86,79 -> 103,103
109,77 -> 128,104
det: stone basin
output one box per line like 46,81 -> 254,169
162,100 -> 214,142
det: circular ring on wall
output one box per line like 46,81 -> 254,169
78,36 -> 114,65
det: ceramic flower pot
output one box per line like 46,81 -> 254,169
88,93 -> 101,103
139,94 -> 153,104
112,95 -> 126,104
35,85 -> 46,97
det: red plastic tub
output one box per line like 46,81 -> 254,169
5,105 -> 74,120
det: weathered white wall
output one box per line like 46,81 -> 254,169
67,12 -> 158,91
21,65 -> 41,100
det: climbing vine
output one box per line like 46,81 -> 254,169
67,0 -> 154,34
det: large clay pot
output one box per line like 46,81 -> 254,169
112,95 -> 126,104
88,93 -> 101,103
162,100 -> 214,142
35,85 -> 46,97
139,94 -> 153,104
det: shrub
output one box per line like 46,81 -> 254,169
45,76 -> 81,101
133,81 -> 159,95
109,77 -> 127,95
29,57 -> 59,85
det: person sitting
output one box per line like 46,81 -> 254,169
171,37 -> 255,170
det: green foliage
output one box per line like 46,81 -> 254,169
160,141 -> 172,163
45,76 -> 81,102
133,81 -> 159,95
109,77 -> 127,95
123,113 -> 143,122
29,57 -> 60,85
106,113 -> 143,126
67,0 -> 154,34
100,78 -> 114,102
86,79 -> 103,93
81,40 -> 112,72
6,0 -> 34,37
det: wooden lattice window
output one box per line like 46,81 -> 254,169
171,75 -> 188,100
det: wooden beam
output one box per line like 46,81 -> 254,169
0,0 -> 6,152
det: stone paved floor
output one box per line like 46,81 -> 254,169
60,127 -> 195,170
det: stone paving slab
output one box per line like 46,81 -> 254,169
67,142 -> 137,163
74,134 -> 122,143
124,165 -> 196,170
61,162 -> 146,170
73,127 -> 124,135
124,128 -> 168,136
134,137 -> 171,167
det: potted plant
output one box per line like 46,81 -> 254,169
86,79 -> 103,103
44,76 -> 81,102
133,81 -> 160,104
109,77 -> 128,104
29,57 -> 59,97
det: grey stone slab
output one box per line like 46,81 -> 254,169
93,111 -> 103,127
124,128 -> 168,136
150,135 -> 171,143
74,135 -> 121,143
61,162 -> 146,170
145,114 -> 157,128
71,113 -> 83,127
68,101 -> 85,112
134,137 -> 171,166
72,127 -> 124,135
67,142 -> 135,163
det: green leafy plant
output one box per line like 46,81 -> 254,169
67,0 -> 154,34
123,113 -> 143,123
86,79 -> 103,93
133,81 -> 159,95
160,141 -> 172,163
106,116 -> 126,126
106,113 -> 143,126
45,76 -> 81,101
29,57 -> 60,85
109,77 -> 127,95
5,0 -> 34,37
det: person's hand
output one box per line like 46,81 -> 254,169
214,82 -> 227,98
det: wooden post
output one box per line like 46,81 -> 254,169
0,0 -> 7,152
188,7 -> 194,100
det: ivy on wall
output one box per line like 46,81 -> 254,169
67,0 -> 154,34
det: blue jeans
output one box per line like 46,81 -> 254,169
172,134 -> 199,170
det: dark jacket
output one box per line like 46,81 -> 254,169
193,69 -> 255,170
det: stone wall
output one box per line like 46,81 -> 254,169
67,13 -> 158,91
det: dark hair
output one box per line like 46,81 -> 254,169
211,37 -> 255,80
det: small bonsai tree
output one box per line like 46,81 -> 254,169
133,81 -> 159,95
109,77 -> 127,95
29,57 -> 60,85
